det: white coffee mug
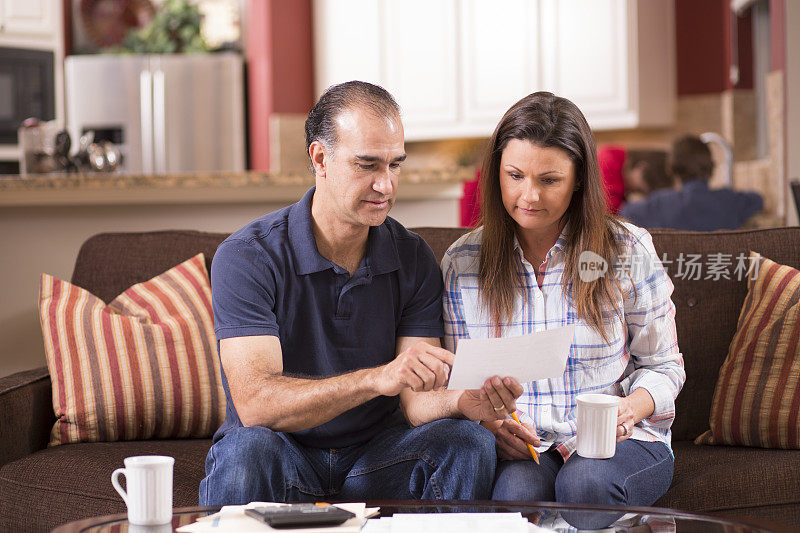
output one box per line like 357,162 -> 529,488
111,455 -> 174,525
576,393 -> 621,459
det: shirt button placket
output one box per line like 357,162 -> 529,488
540,404 -> 552,431
522,258 -> 544,334
335,272 -> 350,317
532,286 -> 545,333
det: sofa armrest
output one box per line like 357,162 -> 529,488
0,367 -> 54,468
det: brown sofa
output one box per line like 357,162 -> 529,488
1,227 -> 799,531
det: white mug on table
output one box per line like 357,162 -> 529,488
576,393 -> 620,459
111,455 -> 174,525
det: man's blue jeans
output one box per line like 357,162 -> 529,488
199,419 -> 496,505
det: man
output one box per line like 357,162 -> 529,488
621,136 -> 763,231
598,145 -> 671,214
199,81 -> 522,505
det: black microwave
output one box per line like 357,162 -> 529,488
0,47 -> 55,144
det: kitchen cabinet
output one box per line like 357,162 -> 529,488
0,0 -> 55,37
382,0 -> 459,135
313,0 -> 675,139
459,0 -> 539,131
538,0 -> 675,129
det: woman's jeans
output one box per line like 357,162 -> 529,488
199,419 -> 496,505
493,439 -> 673,505
493,439 -> 673,529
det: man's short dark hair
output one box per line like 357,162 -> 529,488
305,81 -> 401,173
671,135 -> 714,183
626,149 -> 672,190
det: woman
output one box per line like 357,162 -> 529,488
442,92 -> 685,509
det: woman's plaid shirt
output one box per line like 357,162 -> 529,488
442,223 -> 685,460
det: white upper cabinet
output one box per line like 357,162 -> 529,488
540,0 -> 631,122
539,0 -> 675,129
313,0 -> 382,93
313,0 -> 675,140
383,0 -> 459,135
0,0 -> 56,38
459,0 -> 539,132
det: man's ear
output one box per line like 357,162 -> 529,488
309,141 -> 328,178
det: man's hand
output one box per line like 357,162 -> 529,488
482,418 -> 541,460
372,341 -> 455,397
457,376 -> 524,421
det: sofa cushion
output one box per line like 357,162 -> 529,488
0,439 -> 211,532
695,253 -> 800,449
40,254 -> 225,445
659,441 -> 800,524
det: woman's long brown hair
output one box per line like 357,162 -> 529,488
478,92 -> 629,342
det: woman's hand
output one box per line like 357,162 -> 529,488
457,376 -> 523,421
616,396 -> 636,442
482,418 -> 541,460
616,388 -> 656,442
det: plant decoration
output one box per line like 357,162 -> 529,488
120,0 -> 209,53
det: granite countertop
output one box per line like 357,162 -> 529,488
0,171 -> 316,190
0,169 -> 472,206
0,168 -> 473,189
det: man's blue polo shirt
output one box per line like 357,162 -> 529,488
621,179 -> 763,231
210,187 -> 445,448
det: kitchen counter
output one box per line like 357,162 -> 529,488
0,169 -> 473,206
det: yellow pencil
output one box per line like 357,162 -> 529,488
510,412 -> 540,464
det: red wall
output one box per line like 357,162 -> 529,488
63,0 -> 72,53
675,0 -> 753,95
736,10 -> 754,90
770,0 -> 785,71
246,0 -> 314,171
270,0 -> 314,113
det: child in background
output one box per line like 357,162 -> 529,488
598,145 -> 671,214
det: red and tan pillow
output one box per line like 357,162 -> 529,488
39,254 -> 226,446
695,252 -> 800,448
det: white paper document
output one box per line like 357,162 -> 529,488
447,324 -> 574,390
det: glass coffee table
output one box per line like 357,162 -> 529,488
51,501 -> 794,532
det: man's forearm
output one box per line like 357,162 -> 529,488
400,376 -> 525,427
239,367 -> 380,432
400,389 -> 463,427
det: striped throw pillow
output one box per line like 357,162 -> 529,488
695,252 -> 800,448
39,253 -> 226,446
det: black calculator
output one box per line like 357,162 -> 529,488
245,504 -> 356,529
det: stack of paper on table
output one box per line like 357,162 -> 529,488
176,502 -> 379,532
361,513 -> 555,533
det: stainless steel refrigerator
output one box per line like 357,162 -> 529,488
65,53 -> 245,173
